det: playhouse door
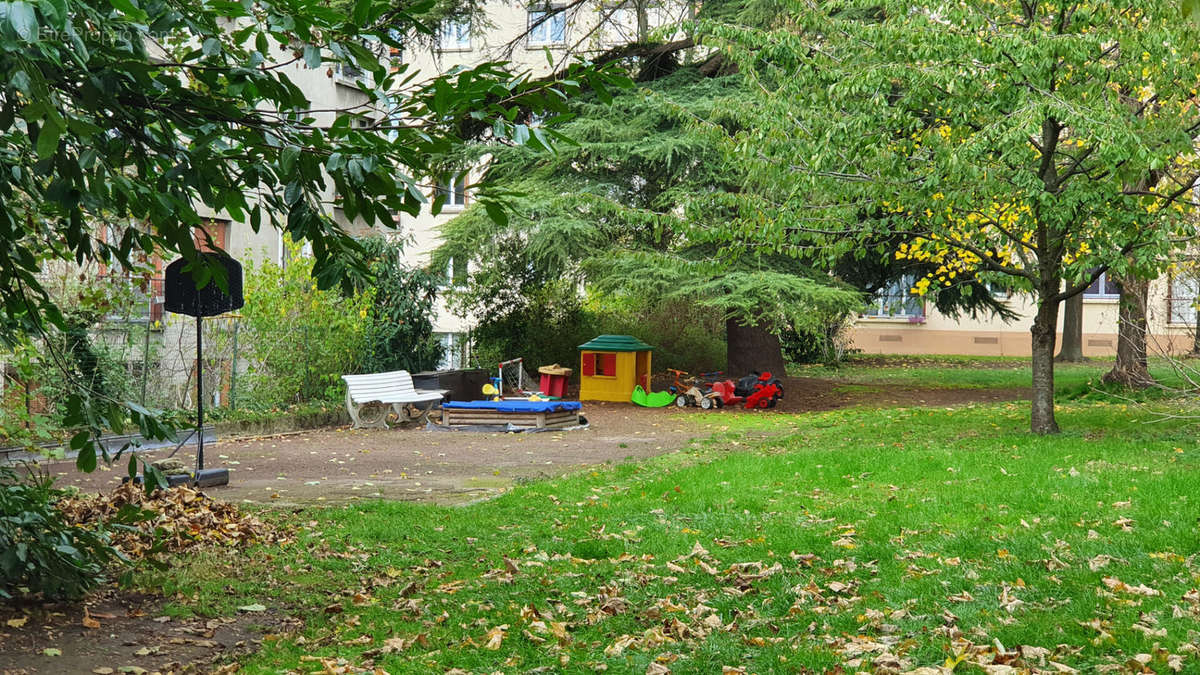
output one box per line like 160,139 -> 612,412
635,351 -> 650,390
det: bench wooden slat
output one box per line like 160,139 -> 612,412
341,370 -> 447,428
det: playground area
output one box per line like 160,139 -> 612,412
32,376 -> 1029,505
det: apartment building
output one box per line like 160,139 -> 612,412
851,271 -> 1200,357
396,1 -> 693,368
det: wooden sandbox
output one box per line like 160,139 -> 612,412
440,400 -> 583,429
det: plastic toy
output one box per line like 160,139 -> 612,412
667,369 -> 690,395
744,381 -> 781,408
675,384 -> 722,409
740,371 -> 783,409
631,385 -> 675,407
708,379 -> 743,407
579,335 -> 654,402
707,371 -> 784,409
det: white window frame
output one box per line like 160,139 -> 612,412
436,173 -> 468,210
982,279 -> 1010,299
1083,271 -> 1120,299
528,8 -> 567,46
443,256 -> 468,288
333,38 -> 383,87
1168,274 -> 1200,325
436,332 -> 466,370
862,275 -> 924,320
439,20 -> 471,51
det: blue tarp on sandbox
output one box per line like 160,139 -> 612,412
442,400 -> 583,413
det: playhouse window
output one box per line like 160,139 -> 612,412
583,352 -> 616,377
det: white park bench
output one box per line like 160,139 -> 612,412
341,370 -> 447,429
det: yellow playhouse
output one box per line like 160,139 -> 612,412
578,335 -> 653,402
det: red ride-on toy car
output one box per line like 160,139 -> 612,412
707,371 -> 784,409
745,381 -> 782,408
708,380 -> 743,407
734,371 -> 784,409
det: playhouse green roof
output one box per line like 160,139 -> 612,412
578,335 -> 655,352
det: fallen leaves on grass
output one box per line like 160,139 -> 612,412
1101,577 -> 1162,597
57,482 -> 286,558
483,624 -> 507,650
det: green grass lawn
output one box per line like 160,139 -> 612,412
796,354 -> 1196,396
148,397 -> 1200,673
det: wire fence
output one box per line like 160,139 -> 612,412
1,274 -> 356,447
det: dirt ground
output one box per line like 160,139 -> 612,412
33,377 -> 1029,507
0,588 -> 298,674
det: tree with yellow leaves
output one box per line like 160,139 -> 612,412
708,0 -> 1200,433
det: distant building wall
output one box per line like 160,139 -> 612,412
850,276 -> 1198,357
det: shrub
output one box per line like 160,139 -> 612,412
238,241 -> 373,406
781,312 -> 857,367
358,237 -> 444,373
589,296 -> 726,373
468,280 -> 597,372
0,467 -> 124,600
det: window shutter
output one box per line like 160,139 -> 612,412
581,353 -> 595,376
602,353 -> 616,375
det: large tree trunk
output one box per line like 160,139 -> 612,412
1030,295 -> 1060,434
1192,303 -> 1200,356
1055,292 -> 1086,362
1103,275 -> 1154,388
726,318 -> 788,377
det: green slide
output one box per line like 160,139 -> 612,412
631,385 -> 675,408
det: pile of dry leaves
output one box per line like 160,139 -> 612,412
57,482 -> 287,558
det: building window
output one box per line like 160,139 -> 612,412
863,275 -> 924,319
439,20 -> 471,50
1169,275 -> 1200,325
333,38 -> 378,85
982,279 -> 1010,299
335,61 -> 364,83
97,222 -> 166,326
1084,271 -> 1120,299
436,333 -> 466,369
436,173 -> 468,209
528,8 -> 566,46
443,256 -> 468,287
607,3 -> 669,41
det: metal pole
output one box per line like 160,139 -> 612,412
196,314 -> 204,473
230,318 -> 239,410
141,317 -> 151,406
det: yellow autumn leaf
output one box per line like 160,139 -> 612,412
483,624 -> 507,650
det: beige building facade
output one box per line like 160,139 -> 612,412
851,272 -> 1200,357
396,1 -> 694,367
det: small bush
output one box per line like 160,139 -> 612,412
239,241 -> 373,406
358,236 -> 444,374
0,467 -> 124,600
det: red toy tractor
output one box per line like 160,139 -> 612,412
709,371 -> 784,409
